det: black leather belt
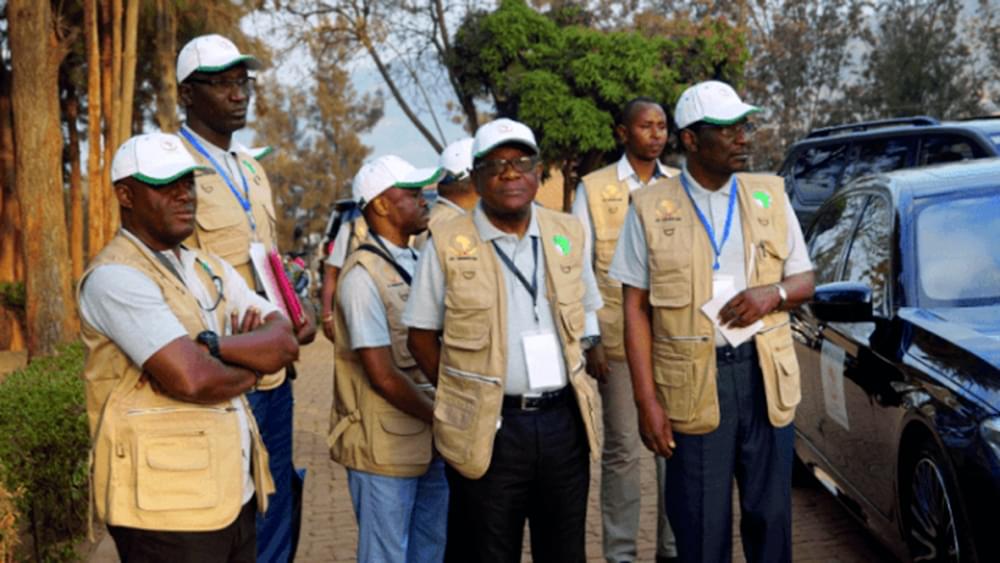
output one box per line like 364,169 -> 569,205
502,386 -> 571,411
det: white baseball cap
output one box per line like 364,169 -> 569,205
673,81 -> 760,130
177,34 -> 260,83
439,138 -> 474,180
111,132 -> 206,185
472,118 -> 538,159
353,155 -> 442,208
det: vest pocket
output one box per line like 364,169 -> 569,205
434,367 -> 499,465
558,300 -> 586,340
136,433 -> 218,511
652,349 -> 696,423
649,267 -> 692,308
442,308 -> 491,352
371,410 -> 431,466
772,344 -> 802,409
755,239 -> 788,284
196,207 -> 251,266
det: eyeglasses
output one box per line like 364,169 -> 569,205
473,156 -> 539,178
188,76 -> 256,94
700,121 -> 756,140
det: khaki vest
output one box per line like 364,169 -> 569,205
632,173 -> 801,434
413,199 -> 464,250
78,234 -> 274,531
327,235 -> 433,477
180,136 -> 284,390
581,163 -> 679,360
430,207 -> 601,479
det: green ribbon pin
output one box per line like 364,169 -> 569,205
752,191 -> 771,209
242,159 -> 257,176
553,235 -> 570,256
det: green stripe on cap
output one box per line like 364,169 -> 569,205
701,106 -> 761,126
194,54 -> 259,74
395,167 -> 444,189
132,165 -> 206,186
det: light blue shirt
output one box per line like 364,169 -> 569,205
338,236 -> 418,350
402,203 -> 602,395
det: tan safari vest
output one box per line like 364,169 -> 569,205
180,136 -> 285,390
632,173 -> 801,434
327,235 -> 433,477
581,163 -> 679,360
79,234 -> 274,532
431,207 -> 601,479
414,199 -> 464,250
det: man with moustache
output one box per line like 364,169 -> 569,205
572,97 -> 679,563
404,118 -> 605,562
610,81 -> 815,563
329,155 -> 447,561
176,34 -> 315,562
78,133 -> 299,562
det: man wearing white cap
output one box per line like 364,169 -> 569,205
328,155 -> 447,562
413,137 -> 477,250
78,133 -> 299,562
404,118 -> 604,562
572,96 -> 679,563
610,81 -> 814,563
175,34 -> 315,562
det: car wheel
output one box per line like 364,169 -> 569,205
902,440 -> 976,563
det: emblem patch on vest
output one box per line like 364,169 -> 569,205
449,234 -> 477,260
601,184 -> 625,202
553,235 -> 571,256
752,191 -> 771,209
655,199 -> 681,222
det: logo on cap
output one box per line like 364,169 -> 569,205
498,123 -> 512,133
160,138 -> 177,151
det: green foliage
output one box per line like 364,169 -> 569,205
0,343 -> 88,562
0,283 -> 24,312
450,0 -> 747,168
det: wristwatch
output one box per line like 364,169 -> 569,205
581,335 -> 602,351
196,330 -> 221,359
774,283 -> 788,310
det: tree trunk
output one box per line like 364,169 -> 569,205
0,59 -> 24,352
117,0 -> 139,143
8,0 -> 78,356
100,0 -> 118,243
66,93 -> 84,281
153,0 -> 178,132
85,0 -> 105,258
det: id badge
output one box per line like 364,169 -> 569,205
712,274 -> 735,300
522,331 -> 563,391
249,242 -> 275,302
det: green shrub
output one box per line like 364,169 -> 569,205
0,343 -> 88,562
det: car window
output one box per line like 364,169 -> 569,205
842,137 -> 914,184
791,143 -> 849,204
807,194 -> 869,284
843,196 -> 892,313
919,134 -> 987,166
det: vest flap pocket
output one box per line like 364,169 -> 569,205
760,238 -> 790,261
372,410 -> 431,466
559,300 -> 586,340
649,280 -> 691,308
432,376 -> 481,465
773,345 -> 801,409
443,309 -> 490,351
652,350 -> 696,423
196,206 -> 244,231
378,411 -> 428,436
136,434 -> 219,511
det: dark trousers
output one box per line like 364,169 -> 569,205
108,499 -> 256,563
247,376 -> 303,563
445,396 -> 590,563
664,343 -> 794,563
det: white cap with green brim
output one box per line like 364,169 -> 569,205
472,118 -> 539,159
111,132 -> 207,185
674,80 -> 761,130
177,34 -> 261,83
439,138 -> 474,179
353,155 -> 443,209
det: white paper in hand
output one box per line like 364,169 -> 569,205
700,287 -> 764,347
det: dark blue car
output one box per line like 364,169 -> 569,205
791,158 -> 1000,562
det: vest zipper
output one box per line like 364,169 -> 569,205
126,406 -> 236,416
758,320 -> 790,334
441,365 -> 501,386
654,335 -> 710,342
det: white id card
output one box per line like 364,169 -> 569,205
522,331 -> 564,391
712,274 -> 735,300
249,242 -> 276,302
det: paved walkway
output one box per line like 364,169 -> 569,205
90,337 -> 895,562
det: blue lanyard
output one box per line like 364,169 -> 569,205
680,174 -> 737,271
180,127 -> 257,233
491,237 -> 539,322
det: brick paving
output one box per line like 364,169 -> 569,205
90,337 -> 897,562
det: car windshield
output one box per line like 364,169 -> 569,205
916,191 -> 1000,307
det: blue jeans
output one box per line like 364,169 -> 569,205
347,458 -> 449,563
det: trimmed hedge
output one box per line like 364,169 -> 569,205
0,343 -> 88,562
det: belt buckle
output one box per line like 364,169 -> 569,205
521,395 -> 539,412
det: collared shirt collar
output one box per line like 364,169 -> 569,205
681,164 -> 734,198
374,232 -> 418,261
472,201 -> 540,242
181,124 -> 232,157
617,155 -> 671,184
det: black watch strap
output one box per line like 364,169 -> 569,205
196,330 -> 221,359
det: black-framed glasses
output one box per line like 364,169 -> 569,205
473,156 -> 539,178
188,76 -> 256,94
693,121 -> 756,139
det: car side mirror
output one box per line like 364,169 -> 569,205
810,281 -> 873,323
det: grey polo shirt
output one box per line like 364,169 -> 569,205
338,237 -> 418,350
402,203 -> 602,395
609,167 -> 812,345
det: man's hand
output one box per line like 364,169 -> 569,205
637,397 -> 676,458
295,308 -> 318,345
718,285 -> 781,328
321,312 -> 335,343
585,343 -> 609,384
232,307 -> 263,335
